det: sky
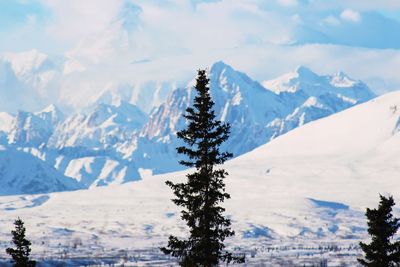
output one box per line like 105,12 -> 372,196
1,0 -> 400,109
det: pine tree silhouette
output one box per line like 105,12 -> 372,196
161,69 -> 244,266
358,195 -> 400,266
6,217 -> 36,267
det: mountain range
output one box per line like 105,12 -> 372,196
0,60 -> 375,194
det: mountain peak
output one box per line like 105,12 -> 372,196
210,60 -> 234,75
211,60 -> 230,67
37,103 -> 63,117
262,66 -> 373,99
35,103 -> 64,125
41,104 -> 59,113
329,71 -> 358,88
335,71 -> 348,78
294,65 -> 317,78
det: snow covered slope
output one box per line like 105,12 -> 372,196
0,91 -> 399,264
63,156 -> 140,187
0,146 -> 81,195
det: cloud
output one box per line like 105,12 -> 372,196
308,0 -> 400,11
1,0 -> 400,111
322,15 -> 340,26
3,0 -> 399,58
39,0 -> 400,100
340,8 -> 361,22
0,1 -> 49,31
277,0 -> 298,7
41,0 -> 123,43
63,58 -> 86,75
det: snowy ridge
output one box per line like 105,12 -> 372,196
48,101 -> 147,149
8,105 -> 64,147
263,65 -> 372,101
93,81 -> 173,114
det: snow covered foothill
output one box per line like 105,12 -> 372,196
63,156 -> 140,187
0,147 -> 81,195
0,91 -> 399,264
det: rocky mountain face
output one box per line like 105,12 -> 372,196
0,61 -> 375,194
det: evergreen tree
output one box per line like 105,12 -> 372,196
6,217 -> 36,267
358,195 -> 400,266
161,69 -> 244,266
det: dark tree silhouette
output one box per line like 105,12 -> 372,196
358,195 -> 400,266
6,217 -> 36,267
161,69 -> 244,266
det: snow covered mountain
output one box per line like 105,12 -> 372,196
45,101 -> 146,187
92,81 -> 173,114
0,91 -> 398,265
136,61 -> 374,174
48,101 -> 147,150
0,146 -> 80,195
0,61 -> 375,193
0,50 -> 61,113
8,104 -> 64,147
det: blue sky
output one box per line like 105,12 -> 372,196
2,0 -> 400,52
1,0 -> 400,103
0,1 -> 49,31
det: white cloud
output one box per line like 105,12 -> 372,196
322,15 -> 340,26
41,0 -> 123,42
2,0 -> 398,110
291,14 -> 302,24
310,0 -> 400,11
56,42 -> 400,108
25,14 -> 37,26
63,59 -> 86,75
340,8 -> 361,22
277,0 -> 298,7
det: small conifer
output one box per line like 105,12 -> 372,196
358,195 -> 400,266
6,217 -> 36,267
